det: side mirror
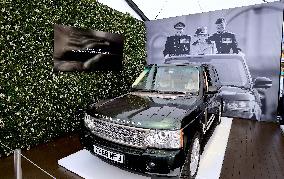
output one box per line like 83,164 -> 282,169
253,77 -> 272,89
206,86 -> 218,94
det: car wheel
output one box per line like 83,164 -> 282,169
180,132 -> 201,179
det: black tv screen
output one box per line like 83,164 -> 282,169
53,24 -> 124,72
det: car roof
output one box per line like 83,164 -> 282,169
147,54 -> 246,70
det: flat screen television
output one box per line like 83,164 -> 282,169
53,24 -> 124,72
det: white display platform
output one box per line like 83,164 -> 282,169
196,117 -> 232,179
58,117 -> 233,179
58,149 -> 148,179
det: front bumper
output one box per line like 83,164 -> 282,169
80,126 -> 184,176
223,108 -> 253,119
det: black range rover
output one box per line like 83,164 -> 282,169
81,62 -> 222,178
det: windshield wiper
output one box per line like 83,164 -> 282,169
133,89 -> 191,95
158,91 -> 187,94
133,89 -> 161,93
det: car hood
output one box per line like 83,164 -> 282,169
219,86 -> 255,101
87,93 -> 200,130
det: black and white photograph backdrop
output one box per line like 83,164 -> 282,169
53,24 -> 124,72
145,2 -> 284,121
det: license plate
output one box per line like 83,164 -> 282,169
93,145 -> 124,164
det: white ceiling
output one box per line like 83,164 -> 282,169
97,0 -> 279,20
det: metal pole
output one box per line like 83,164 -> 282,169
124,0 -> 149,21
14,149 -> 22,179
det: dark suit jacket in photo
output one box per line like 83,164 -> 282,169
163,35 -> 191,56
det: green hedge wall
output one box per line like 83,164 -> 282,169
0,0 -> 146,157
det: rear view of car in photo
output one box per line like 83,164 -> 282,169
81,62 -> 222,178
165,53 -> 272,120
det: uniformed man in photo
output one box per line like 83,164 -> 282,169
163,22 -> 191,57
208,18 -> 240,54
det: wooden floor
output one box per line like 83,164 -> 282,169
220,119 -> 284,179
0,119 -> 283,179
0,134 -> 83,179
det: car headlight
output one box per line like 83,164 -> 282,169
226,101 -> 251,110
144,130 -> 183,149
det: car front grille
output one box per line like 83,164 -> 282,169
88,117 -> 149,148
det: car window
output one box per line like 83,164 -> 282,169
153,66 -> 200,93
132,69 -> 149,89
132,66 -> 155,90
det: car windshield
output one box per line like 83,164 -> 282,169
132,65 -> 200,94
166,57 -> 250,88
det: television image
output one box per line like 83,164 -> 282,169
53,24 -> 124,72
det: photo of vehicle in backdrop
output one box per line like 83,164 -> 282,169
146,2 -> 284,121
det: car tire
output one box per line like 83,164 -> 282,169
180,132 -> 201,179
